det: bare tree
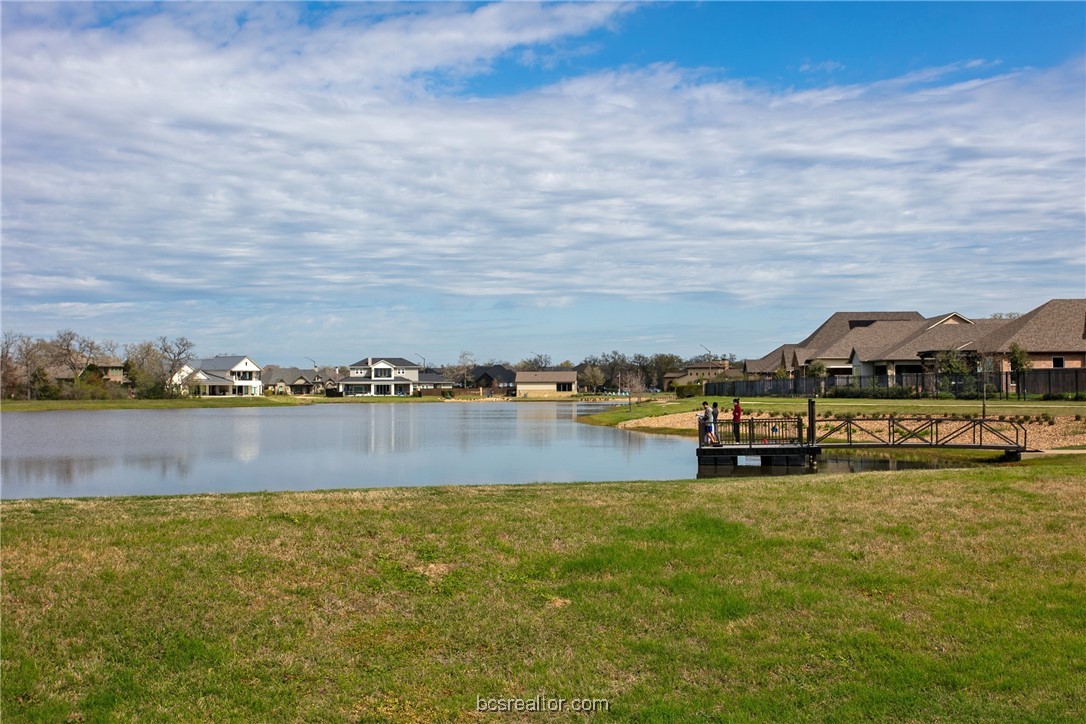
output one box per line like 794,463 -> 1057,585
9,333 -> 52,400
443,351 -> 477,388
124,340 -> 167,398
49,329 -> 101,380
516,353 -> 551,372
156,336 -> 196,396
1,332 -> 18,399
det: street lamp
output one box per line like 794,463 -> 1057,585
700,345 -> 714,392
414,353 -> 426,372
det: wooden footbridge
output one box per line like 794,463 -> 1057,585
697,399 -> 1032,474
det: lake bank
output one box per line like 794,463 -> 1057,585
579,397 -> 1086,451
3,456 -> 1083,720
0,394 -> 635,413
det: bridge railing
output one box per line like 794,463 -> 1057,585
698,417 -> 805,447
814,416 -> 1028,450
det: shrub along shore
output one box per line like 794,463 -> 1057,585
2,456 -> 1084,720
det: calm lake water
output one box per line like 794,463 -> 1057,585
1,402 -> 695,499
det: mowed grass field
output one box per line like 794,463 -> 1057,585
2,456 -> 1084,721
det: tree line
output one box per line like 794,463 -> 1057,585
448,350 -> 736,393
2,329 -> 738,401
1,330 -> 195,400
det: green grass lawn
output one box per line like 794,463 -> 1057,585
3,456 -> 1083,721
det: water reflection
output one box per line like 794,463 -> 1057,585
1,402 -> 685,498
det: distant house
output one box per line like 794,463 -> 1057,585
176,356 -> 263,396
338,357 -> 422,396
416,369 -> 454,394
515,370 -> 578,398
663,360 -> 731,390
472,365 -> 518,392
50,356 -> 129,387
261,367 -> 337,395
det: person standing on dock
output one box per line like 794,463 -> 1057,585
699,401 -> 718,445
732,398 -> 743,442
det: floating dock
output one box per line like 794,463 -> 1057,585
696,443 -> 821,474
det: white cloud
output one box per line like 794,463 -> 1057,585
799,60 -> 845,74
1,3 -> 1083,362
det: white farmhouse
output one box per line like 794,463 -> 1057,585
175,356 -> 264,396
339,357 -> 421,396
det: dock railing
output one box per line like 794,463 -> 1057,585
698,417 -> 805,448
814,416 -> 1029,450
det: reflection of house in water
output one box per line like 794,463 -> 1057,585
231,413 -> 262,463
1,454 -> 194,488
348,404 -> 425,455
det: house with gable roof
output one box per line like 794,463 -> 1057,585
515,370 -> 578,398
472,365 -> 518,392
746,312 -> 925,377
745,299 -> 1085,381
261,366 -> 338,395
856,313 -> 1007,377
337,357 -> 423,396
176,355 -> 263,396
972,299 -> 1086,373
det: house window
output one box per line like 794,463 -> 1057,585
557,382 -> 573,392
373,368 -> 392,378
375,384 -> 391,395
1053,357 -> 1065,368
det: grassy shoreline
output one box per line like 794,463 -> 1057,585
3,456 -> 1084,720
0,395 -> 437,412
579,395 -> 1086,427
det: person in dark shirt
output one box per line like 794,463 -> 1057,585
731,398 -> 743,442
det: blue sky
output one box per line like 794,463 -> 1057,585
3,1 -> 1084,368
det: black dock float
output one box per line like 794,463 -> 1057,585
697,444 -> 821,475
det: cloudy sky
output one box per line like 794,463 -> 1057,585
3,2 -> 1084,367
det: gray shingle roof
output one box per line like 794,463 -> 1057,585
190,356 -> 259,373
745,344 -> 797,374
349,357 -> 419,368
875,315 -> 1006,361
796,312 -> 926,362
747,300 -> 1085,373
973,299 -> 1086,353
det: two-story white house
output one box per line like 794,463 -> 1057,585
338,357 -> 422,396
175,356 -> 264,396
